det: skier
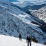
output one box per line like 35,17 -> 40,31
26,35 -> 31,46
19,33 -> 22,40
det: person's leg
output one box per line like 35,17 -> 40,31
28,42 -> 29,46
30,42 -> 31,46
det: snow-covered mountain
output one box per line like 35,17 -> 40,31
12,2 -> 46,33
12,1 -> 34,7
0,0 -> 46,44
31,6 -> 46,22
12,1 -> 46,7
30,6 -> 46,33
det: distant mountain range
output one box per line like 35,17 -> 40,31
12,2 -> 46,33
12,1 -> 46,7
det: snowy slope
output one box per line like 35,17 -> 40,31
31,6 -> 46,22
0,35 -> 45,46
0,1 -> 46,44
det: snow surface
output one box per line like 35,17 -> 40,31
31,6 -> 46,22
0,35 -> 45,46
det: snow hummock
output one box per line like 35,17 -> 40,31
0,35 -> 45,46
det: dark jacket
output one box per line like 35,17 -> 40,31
26,36 -> 31,42
19,34 -> 22,39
